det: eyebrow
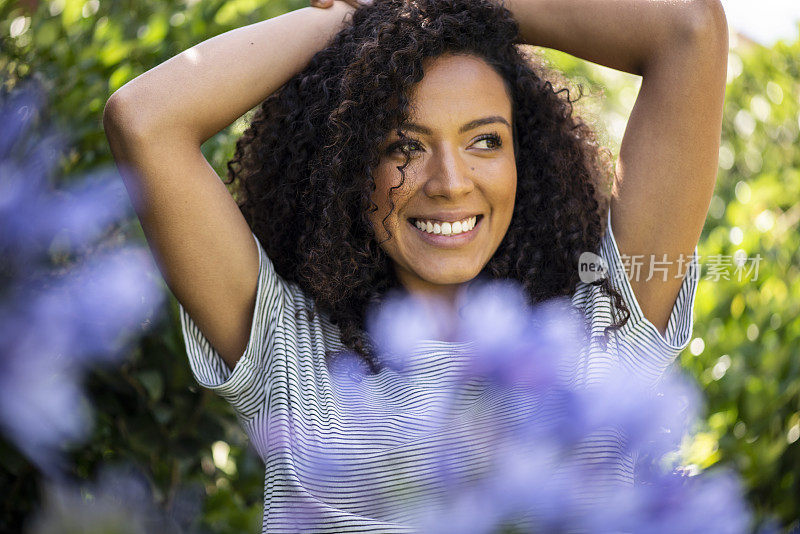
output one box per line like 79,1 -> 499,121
398,115 -> 512,136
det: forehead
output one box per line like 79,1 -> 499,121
406,54 -> 513,126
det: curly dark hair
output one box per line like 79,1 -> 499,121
223,0 -> 630,374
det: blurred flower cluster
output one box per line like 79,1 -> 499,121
0,81 -> 177,528
324,279 -> 763,534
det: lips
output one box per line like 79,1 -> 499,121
407,211 -> 483,224
406,214 -> 483,248
411,215 -> 479,236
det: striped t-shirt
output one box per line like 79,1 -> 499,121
178,207 -> 699,533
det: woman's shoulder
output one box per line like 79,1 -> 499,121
568,209 -> 700,387
259,253 -> 343,350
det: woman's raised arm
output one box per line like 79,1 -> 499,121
105,2 -> 355,144
504,0 -> 719,76
102,2 -> 355,371
505,0 -> 728,337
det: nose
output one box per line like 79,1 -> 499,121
422,144 -> 475,199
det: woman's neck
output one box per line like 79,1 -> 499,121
396,279 -> 483,343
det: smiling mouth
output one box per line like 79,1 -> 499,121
408,215 -> 483,236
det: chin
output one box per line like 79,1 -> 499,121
418,265 -> 481,286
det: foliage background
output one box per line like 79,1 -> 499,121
1,0 -> 798,531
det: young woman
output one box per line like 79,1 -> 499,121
103,0 -> 727,530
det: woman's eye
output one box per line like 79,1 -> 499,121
473,133 -> 502,150
387,140 -> 422,155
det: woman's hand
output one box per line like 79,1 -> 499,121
310,0 -> 367,9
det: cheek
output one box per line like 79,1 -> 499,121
368,168 -> 401,239
370,171 -> 392,212
507,176 -> 518,206
489,165 -> 517,213
371,165 -> 415,215
505,163 -> 518,201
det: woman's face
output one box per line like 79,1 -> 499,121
370,53 -> 517,299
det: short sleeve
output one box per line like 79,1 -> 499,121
178,231 -> 286,419
577,208 -> 700,387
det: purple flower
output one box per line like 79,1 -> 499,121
454,281 -> 585,390
571,365 -> 703,458
0,81 -> 165,474
0,347 -> 92,474
366,287 -> 449,371
580,466 -> 753,534
359,281 -> 752,534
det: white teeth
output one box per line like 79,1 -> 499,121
413,216 -> 478,236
